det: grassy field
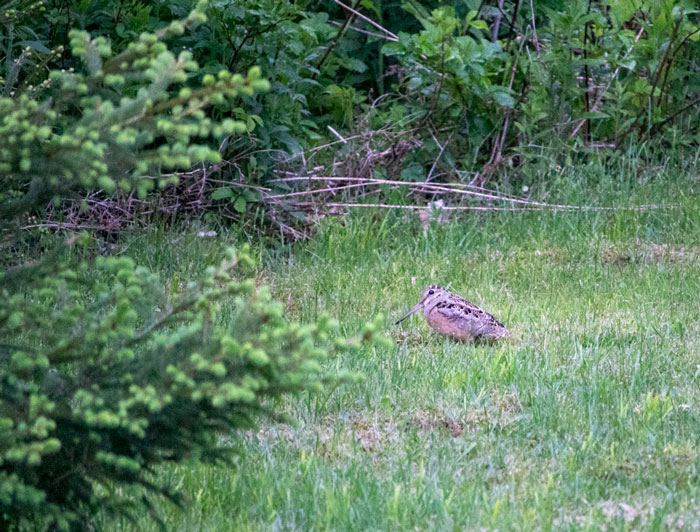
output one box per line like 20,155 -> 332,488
103,175 -> 700,531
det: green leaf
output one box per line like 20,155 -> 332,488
406,77 -> 423,90
22,41 -> 51,54
343,57 -> 368,73
469,19 -> 489,31
491,90 -> 515,107
212,187 -> 234,200
360,0 -> 380,17
401,165 -> 425,181
233,196 -> 247,213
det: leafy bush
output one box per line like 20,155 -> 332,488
518,1 -> 700,147
0,0 -> 367,184
0,242 -> 381,530
0,2 -> 270,232
0,4 -> 386,530
6,0 -> 698,200
379,1 -> 700,182
382,6 -> 513,179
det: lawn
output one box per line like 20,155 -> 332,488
105,177 -> 700,531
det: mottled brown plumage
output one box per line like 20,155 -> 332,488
395,285 -> 508,342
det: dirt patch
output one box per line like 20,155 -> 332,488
247,424 -> 297,447
392,330 -> 426,347
553,497 -> 661,529
410,410 -> 464,437
347,413 -> 403,452
600,241 -> 700,266
600,244 -> 633,266
599,500 -> 652,525
244,392 -> 524,462
336,409 -> 466,453
523,246 -> 569,263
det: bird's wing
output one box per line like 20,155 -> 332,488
439,297 -> 507,336
433,301 -> 476,324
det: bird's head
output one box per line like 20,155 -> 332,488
394,285 -> 446,325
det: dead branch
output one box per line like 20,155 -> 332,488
333,0 -> 398,41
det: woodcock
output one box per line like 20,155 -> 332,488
395,285 -> 509,342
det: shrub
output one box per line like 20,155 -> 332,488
0,4 -> 385,529
380,1 -> 700,182
0,242 -> 381,530
0,0 -> 365,188
0,2 -> 272,233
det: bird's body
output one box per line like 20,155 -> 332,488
395,285 -> 508,342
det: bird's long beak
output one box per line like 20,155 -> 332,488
394,303 -> 423,325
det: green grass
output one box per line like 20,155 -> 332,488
104,178 -> 700,531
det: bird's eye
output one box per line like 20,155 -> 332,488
428,289 -> 434,295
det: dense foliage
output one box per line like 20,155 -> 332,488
3,1 -> 697,194
0,4 -> 385,530
0,1 -> 270,232
0,243 -> 380,530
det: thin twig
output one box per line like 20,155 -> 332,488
570,26 -> 644,139
275,200 -> 672,213
529,0 -> 541,57
491,0 -> 505,42
426,130 -> 453,182
649,15 -> 682,115
277,201 -> 546,212
646,96 -> 700,136
327,125 -> 348,144
21,223 -> 108,231
582,0 -> 593,143
504,0 -> 522,53
329,20 -> 398,42
656,25 -> 700,107
266,176 -> 674,211
315,0 -> 362,77
478,28 -> 527,182
333,0 -> 398,40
